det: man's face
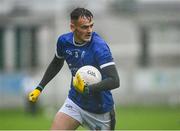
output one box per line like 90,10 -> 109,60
71,16 -> 94,43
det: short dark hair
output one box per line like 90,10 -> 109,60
70,8 -> 93,21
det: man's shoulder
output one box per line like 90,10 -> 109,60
92,32 -> 108,48
57,32 -> 73,43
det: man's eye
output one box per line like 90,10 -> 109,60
81,26 -> 88,29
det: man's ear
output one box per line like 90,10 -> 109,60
70,23 -> 75,32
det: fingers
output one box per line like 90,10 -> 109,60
77,74 -> 85,86
73,73 -> 85,93
29,93 -> 37,102
28,89 -> 41,103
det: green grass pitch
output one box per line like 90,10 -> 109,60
0,106 -> 180,130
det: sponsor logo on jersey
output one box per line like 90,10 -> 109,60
66,50 -> 73,55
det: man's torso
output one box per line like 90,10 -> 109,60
56,32 -> 114,113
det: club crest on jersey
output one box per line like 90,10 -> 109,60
81,51 -> 85,59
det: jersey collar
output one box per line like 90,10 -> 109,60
73,36 -> 88,47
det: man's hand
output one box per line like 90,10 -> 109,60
73,73 -> 89,94
29,89 -> 41,102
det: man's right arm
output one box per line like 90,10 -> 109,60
29,55 -> 64,102
38,55 -> 64,90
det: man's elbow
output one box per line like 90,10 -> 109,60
116,76 -> 120,88
113,75 -> 120,89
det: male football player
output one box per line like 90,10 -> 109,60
29,8 -> 120,130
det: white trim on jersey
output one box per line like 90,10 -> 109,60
55,51 -> 64,59
100,62 -> 115,69
73,35 -> 88,47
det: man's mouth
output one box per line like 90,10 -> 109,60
86,35 -> 91,37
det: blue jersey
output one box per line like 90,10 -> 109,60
56,32 -> 115,113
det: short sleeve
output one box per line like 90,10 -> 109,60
95,42 -> 115,69
55,36 -> 64,59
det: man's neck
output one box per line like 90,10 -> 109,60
73,36 -> 87,46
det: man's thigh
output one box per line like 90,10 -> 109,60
51,112 -> 80,130
81,109 -> 113,130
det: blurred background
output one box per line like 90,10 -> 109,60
0,0 -> 180,130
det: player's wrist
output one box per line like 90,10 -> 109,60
36,85 -> 44,92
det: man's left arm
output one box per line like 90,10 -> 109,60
88,64 -> 120,93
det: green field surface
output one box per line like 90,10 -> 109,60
0,106 -> 180,130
